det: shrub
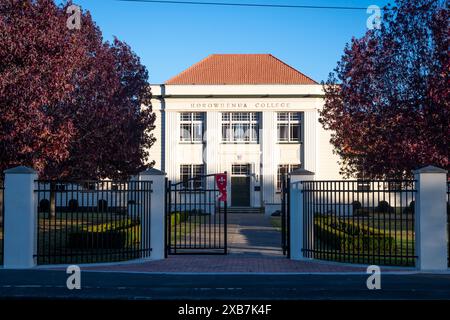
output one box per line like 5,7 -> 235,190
344,235 -> 396,253
98,199 -> 108,212
170,211 -> 189,225
354,208 -> 371,217
68,218 -> 140,249
376,201 -> 393,213
314,220 -> 344,250
271,210 -> 281,217
351,201 -> 362,211
39,199 -> 50,212
68,199 -> 78,210
314,216 -> 396,254
403,201 -> 415,214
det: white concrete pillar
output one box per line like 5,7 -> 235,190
414,165 -> 448,271
3,166 -> 38,269
289,168 -> 315,261
139,168 -> 166,260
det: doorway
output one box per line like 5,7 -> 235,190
231,164 -> 251,207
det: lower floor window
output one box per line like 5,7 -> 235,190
277,164 -> 301,191
180,164 -> 205,189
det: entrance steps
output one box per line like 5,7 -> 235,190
227,207 -> 263,214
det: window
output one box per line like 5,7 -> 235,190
277,112 -> 301,143
232,164 -> 251,175
180,164 -> 205,189
180,112 -> 204,143
277,164 -> 301,191
222,112 -> 259,143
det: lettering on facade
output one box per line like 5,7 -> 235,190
190,102 -> 291,109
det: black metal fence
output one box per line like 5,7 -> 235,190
0,179 -> 4,265
301,180 -> 416,266
281,176 -> 290,257
35,180 -> 152,264
166,174 -> 227,255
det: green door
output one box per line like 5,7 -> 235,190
231,176 -> 250,207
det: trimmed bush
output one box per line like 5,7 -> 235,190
39,199 -> 50,212
68,199 -> 78,210
68,218 -> 140,249
314,216 -> 396,254
403,201 -> 415,214
354,208 -> 371,217
170,211 -> 189,225
376,201 -> 393,213
98,199 -> 108,212
351,201 -> 362,211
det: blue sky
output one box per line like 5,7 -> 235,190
63,0 -> 390,83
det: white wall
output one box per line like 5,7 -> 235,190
146,84 -> 345,213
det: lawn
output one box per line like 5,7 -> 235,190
270,216 -> 282,232
36,211 -> 145,265
310,214 -> 416,266
168,213 -> 223,250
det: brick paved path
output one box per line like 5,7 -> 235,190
83,255 -> 372,273
78,213 -> 405,273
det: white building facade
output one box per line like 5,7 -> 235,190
149,54 -> 342,215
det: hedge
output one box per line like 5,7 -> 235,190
314,216 -> 396,254
68,218 -> 141,249
170,211 -> 190,225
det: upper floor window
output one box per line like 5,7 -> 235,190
277,112 -> 301,143
180,112 -> 204,143
222,112 -> 259,143
180,164 -> 205,189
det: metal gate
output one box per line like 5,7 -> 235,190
165,173 -> 227,255
281,175 -> 290,258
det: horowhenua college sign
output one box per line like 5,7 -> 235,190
190,102 -> 291,109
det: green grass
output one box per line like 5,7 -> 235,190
36,212 -> 143,265
169,214 -> 203,243
311,214 -> 416,266
270,217 -> 282,232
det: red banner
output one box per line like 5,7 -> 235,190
215,173 -> 227,202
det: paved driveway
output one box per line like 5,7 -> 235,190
227,213 -> 283,256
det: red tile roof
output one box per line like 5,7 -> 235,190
165,54 -> 317,85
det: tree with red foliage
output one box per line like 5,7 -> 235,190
0,0 -> 155,179
320,0 -> 449,179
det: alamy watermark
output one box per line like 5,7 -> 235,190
66,265 -> 81,290
366,265 -> 381,290
367,5 -> 381,30
66,4 -> 81,30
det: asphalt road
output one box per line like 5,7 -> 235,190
0,269 -> 449,300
